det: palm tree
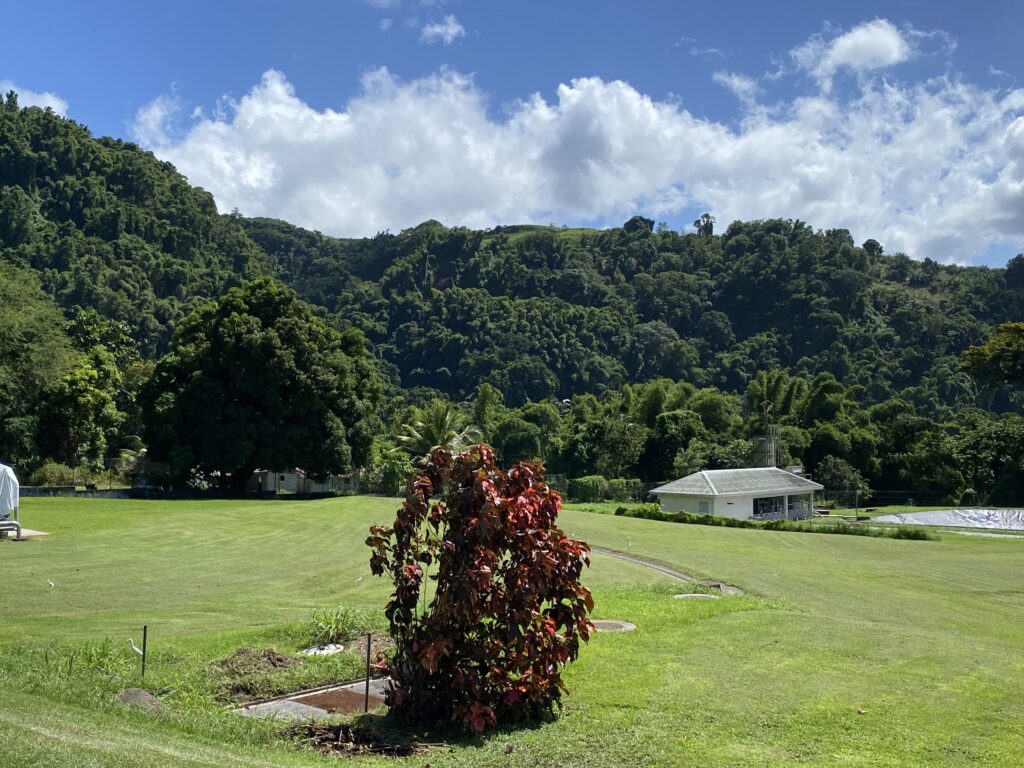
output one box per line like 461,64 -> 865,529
394,400 -> 483,459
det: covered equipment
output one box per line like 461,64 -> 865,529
0,462 -> 21,540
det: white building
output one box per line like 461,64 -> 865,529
651,467 -> 823,521
249,469 -> 359,495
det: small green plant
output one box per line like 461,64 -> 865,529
307,605 -> 367,646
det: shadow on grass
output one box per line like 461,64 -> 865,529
292,709 -> 555,757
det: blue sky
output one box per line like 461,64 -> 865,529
2,1 -> 1023,265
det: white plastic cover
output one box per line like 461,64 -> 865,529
0,463 -> 18,515
875,509 -> 1024,530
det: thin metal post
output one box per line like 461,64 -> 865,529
364,633 -> 372,712
141,625 -> 148,678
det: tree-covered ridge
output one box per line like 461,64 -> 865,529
1,99 -> 1022,505
243,216 -> 1023,414
0,93 -> 268,355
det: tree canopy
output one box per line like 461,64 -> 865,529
2,99 -> 1024,505
141,278 -> 382,489
962,323 -> 1024,388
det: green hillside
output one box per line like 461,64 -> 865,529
2,98 -> 1024,504
242,215 -> 1024,414
0,93 -> 268,356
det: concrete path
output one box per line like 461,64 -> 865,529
592,546 -> 744,595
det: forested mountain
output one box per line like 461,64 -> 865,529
0,92 -> 267,356
2,96 -> 1023,503
242,215 -> 1024,415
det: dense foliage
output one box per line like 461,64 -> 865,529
1,100 -> 1022,503
367,446 -> 592,732
141,279 -> 382,488
243,216 -> 1024,416
962,322 -> 1024,389
0,92 -> 267,356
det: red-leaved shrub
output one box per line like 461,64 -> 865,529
367,445 -> 593,733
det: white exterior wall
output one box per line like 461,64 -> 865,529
657,493 -> 756,520
716,494 -> 754,520
658,494 -> 714,516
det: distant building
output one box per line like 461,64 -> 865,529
249,469 -> 359,495
651,467 -> 823,521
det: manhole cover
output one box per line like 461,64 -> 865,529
592,620 -> 636,632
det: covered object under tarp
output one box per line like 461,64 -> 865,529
0,463 -> 20,539
875,509 -> 1024,530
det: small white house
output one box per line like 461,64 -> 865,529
249,469 -> 359,495
651,467 -> 823,521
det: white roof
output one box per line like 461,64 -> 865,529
651,467 -> 822,497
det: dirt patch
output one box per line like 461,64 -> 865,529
291,722 -> 431,757
293,687 -> 384,713
116,688 -> 170,717
212,648 -> 297,699
348,633 -> 395,659
215,648 -> 296,675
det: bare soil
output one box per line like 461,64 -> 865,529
291,722 -> 430,757
211,648 -> 297,699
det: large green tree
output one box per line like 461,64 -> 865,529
141,278 -> 382,489
0,261 -> 76,469
962,323 -> 1024,388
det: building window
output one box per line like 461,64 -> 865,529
753,496 -> 785,520
699,501 -> 710,515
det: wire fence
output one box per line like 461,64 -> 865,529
820,488 -> 966,509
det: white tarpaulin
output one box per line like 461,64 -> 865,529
0,463 -> 18,519
875,509 -> 1024,530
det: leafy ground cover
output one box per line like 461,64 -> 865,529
1,497 -> 1022,767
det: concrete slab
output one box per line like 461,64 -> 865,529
236,678 -> 392,721
237,699 -> 329,721
593,620 -> 636,632
1,528 -> 49,540
673,593 -> 720,600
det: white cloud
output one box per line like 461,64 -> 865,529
130,92 -> 180,147
690,46 -> 724,59
420,14 -> 464,45
379,18 -> 393,31
0,80 -> 68,116
793,19 -> 911,92
713,71 -> 758,106
137,32 -> 1024,265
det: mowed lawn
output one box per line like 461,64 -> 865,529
1,497 -> 1022,767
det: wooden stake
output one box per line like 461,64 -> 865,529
364,632 -> 372,712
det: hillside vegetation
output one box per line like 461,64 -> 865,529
2,97 -> 1024,504
242,214 -> 1024,414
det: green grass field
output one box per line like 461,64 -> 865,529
2,496 -> 1022,767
